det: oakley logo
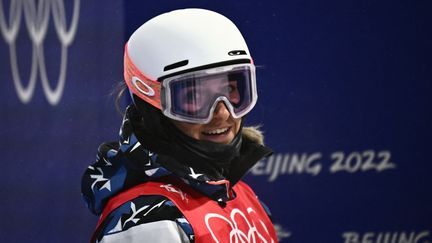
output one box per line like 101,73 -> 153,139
0,0 -> 80,105
228,50 -> 247,56
205,207 -> 275,243
132,76 -> 155,97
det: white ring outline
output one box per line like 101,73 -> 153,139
0,0 -> 80,105
205,207 -> 275,243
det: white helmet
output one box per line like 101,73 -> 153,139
124,8 -> 257,124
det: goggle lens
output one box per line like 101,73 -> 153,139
162,64 -> 256,123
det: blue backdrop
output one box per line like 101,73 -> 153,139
0,0 -> 430,242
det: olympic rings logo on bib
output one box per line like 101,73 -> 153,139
205,207 -> 276,243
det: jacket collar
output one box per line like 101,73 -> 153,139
118,109 -> 272,202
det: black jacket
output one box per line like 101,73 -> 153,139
81,106 -> 272,242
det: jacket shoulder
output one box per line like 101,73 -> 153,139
95,194 -> 194,243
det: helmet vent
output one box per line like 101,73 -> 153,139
164,60 -> 189,71
228,50 -> 247,56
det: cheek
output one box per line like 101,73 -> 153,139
233,118 -> 242,134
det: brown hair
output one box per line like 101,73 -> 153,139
112,82 -> 128,116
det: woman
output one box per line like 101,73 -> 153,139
82,8 -> 277,243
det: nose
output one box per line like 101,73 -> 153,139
212,101 -> 231,121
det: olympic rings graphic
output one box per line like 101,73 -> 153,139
205,207 -> 276,243
0,0 -> 80,105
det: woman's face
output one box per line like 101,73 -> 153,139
171,101 -> 241,144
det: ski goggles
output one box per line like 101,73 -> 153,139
160,64 -> 257,124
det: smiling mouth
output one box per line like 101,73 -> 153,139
202,127 -> 230,136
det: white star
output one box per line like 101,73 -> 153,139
103,157 -> 112,166
145,168 -> 159,176
90,167 -> 111,191
130,141 -> 141,152
123,202 -> 149,228
100,180 -> 111,191
143,200 -> 166,216
189,167 -> 203,179
107,219 -> 123,234
145,151 -> 154,166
